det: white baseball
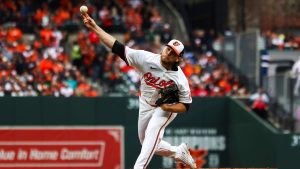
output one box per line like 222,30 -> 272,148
80,5 -> 88,13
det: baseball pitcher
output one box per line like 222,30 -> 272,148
81,12 -> 196,169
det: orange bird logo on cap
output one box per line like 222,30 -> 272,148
173,41 -> 180,46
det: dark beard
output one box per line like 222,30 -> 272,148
161,60 -> 178,71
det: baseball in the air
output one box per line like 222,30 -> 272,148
80,5 -> 88,13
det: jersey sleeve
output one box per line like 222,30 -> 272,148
178,77 -> 192,104
125,46 -> 153,71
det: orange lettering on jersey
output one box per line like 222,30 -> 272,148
144,72 -> 174,89
158,80 -> 166,87
150,77 -> 160,84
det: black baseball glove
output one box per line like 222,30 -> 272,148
155,83 -> 179,106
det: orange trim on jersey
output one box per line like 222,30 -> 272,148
143,113 -> 173,169
166,44 -> 180,56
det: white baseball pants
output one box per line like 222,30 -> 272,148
133,98 -> 178,169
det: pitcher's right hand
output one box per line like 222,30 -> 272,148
81,13 -> 97,30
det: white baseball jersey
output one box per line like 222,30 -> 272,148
124,46 -> 192,105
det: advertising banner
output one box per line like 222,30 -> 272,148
162,127 -> 227,168
0,126 -> 124,169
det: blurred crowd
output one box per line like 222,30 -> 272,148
0,0 -> 248,97
262,30 -> 300,50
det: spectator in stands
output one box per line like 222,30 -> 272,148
7,24 -> 23,43
249,87 -> 270,120
99,6 -> 113,31
160,23 -> 172,44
